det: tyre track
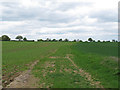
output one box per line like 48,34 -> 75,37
66,54 -> 104,88
49,54 -> 104,88
6,60 -> 39,88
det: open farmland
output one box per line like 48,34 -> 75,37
2,42 -> 119,88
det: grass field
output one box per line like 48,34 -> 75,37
2,41 -> 119,88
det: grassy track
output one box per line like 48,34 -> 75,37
32,42 -> 94,88
2,41 -> 118,88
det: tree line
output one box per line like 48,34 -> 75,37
0,35 -> 118,42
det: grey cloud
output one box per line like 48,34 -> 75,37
0,0 -> 118,41
90,10 -> 117,22
2,2 -> 77,23
56,2 -> 93,11
1,2 -> 19,8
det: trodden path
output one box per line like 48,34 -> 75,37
5,49 -> 58,88
49,54 -> 104,88
5,54 -> 104,88
6,60 -> 39,88
66,54 -> 104,88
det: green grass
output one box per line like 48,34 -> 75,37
33,57 -> 93,88
32,42 -> 93,88
71,42 -> 118,88
2,41 -> 64,86
73,42 -> 118,57
2,41 -> 119,88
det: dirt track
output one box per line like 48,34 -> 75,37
5,54 -> 104,88
6,60 -> 39,88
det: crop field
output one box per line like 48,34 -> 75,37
2,41 -> 119,88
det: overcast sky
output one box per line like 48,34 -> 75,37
0,0 -> 119,41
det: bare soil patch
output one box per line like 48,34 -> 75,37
6,60 -> 39,88
49,56 -> 64,59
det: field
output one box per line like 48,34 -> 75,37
2,41 -> 119,88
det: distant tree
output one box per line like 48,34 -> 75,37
59,39 -> 62,42
85,41 -> 88,42
52,39 -> 57,42
23,37 -> 27,41
112,39 -> 115,42
115,40 -> 118,42
64,39 -> 69,42
103,41 -> 106,42
79,40 -> 83,42
16,35 -> 23,41
46,38 -> 51,42
98,40 -> 101,42
93,40 -> 95,42
37,39 -> 43,42
49,39 -> 51,42
88,38 -> 93,42
73,39 -> 76,42
106,41 -> 110,42
1,35 -> 10,41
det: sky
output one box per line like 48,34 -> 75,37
0,0 -> 119,41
